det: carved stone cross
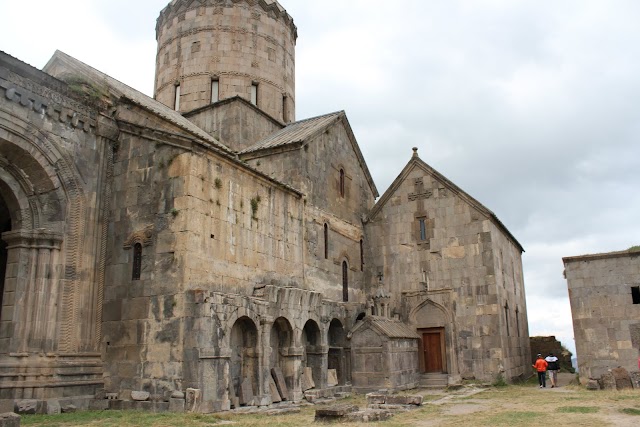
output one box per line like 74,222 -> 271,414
408,177 -> 432,201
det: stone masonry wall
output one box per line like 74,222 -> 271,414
155,0 -> 296,121
564,251 -> 640,382
366,159 -> 529,382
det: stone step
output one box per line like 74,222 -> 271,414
420,374 -> 448,388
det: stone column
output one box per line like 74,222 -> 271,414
2,229 -> 63,354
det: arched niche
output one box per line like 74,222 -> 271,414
270,317 -> 294,396
302,319 -> 322,388
328,319 -> 346,385
229,316 -> 259,397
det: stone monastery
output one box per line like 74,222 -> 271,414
0,0 -> 531,413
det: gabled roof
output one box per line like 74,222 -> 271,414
240,111 -> 379,198
349,316 -> 419,340
43,50 -> 232,153
370,149 -> 524,253
183,95 -> 285,128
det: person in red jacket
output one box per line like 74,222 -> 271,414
533,354 -> 548,388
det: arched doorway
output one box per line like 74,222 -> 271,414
229,317 -> 259,399
328,319 -> 346,385
413,300 -> 450,374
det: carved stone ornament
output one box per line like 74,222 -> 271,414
123,225 -> 154,249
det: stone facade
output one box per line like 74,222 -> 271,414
0,0 -> 530,413
563,249 -> 640,383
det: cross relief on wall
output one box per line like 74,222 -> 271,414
408,177 -> 448,202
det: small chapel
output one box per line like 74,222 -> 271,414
0,0 -> 531,413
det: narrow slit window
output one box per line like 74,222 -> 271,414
282,94 -> 288,122
211,79 -> 219,103
515,307 -> 520,337
251,83 -> 258,105
339,169 -> 345,197
342,261 -> 349,302
504,303 -> 510,336
419,218 -> 427,241
324,223 -> 329,259
360,239 -> 364,271
174,84 -> 181,111
632,286 -> 640,304
132,243 -> 142,280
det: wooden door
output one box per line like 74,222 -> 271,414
423,331 -> 443,373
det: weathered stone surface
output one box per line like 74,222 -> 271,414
185,388 -> 200,412
169,398 -> 185,413
611,367 -> 633,390
0,402 -> 12,414
271,368 -> 288,401
88,400 -> 110,411
61,404 -> 77,413
314,404 -> 359,422
630,371 -> 640,389
106,393 -> 119,400
586,379 -> 600,390
269,376 -> 282,403
0,412 -> 20,427
600,372 -> 617,390
345,409 -> 393,422
170,391 -> 185,399
327,369 -> 338,387
239,378 -> 254,406
45,400 -> 60,415
366,393 -> 386,405
131,391 -> 150,401
385,395 -> 423,406
14,400 -> 37,415
302,367 -> 315,390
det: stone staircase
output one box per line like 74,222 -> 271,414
420,373 -> 448,388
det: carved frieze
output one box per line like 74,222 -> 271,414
123,225 -> 154,249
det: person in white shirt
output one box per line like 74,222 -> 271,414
545,353 -> 559,388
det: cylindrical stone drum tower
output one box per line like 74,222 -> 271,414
154,0 -> 297,122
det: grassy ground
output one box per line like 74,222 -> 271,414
19,378 -> 640,427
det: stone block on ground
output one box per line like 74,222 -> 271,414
0,412 -> 21,427
239,378 -> 254,406
185,388 -> 201,412
269,376 -> 281,403
61,404 -> 76,413
301,367 -> 315,391
600,372 -> 616,390
0,402 -> 12,413
385,395 -> 423,406
169,398 -> 185,413
45,400 -> 60,415
327,369 -> 338,387
14,400 -> 37,415
170,391 -> 185,399
611,367 -> 633,390
345,409 -> 393,422
366,393 -> 386,405
586,379 -> 600,390
271,368 -> 289,401
131,391 -> 150,401
630,371 -> 640,389
314,404 -> 359,422
88,400 -> 109,411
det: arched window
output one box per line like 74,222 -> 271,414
339,169 -> 345,197
342,260 -> 348,302
324,223 -> 329,259
132,243 -> 142,280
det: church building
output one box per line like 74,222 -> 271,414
0,0 -> 530,413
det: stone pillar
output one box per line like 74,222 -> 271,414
258,319 -> 271,404
1,230 -> 63,354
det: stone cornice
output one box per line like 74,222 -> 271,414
1,229 -> 64,250
156,0 -> 297,41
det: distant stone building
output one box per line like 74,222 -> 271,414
564,249 -> 640,383
529,336 -> 573,372
0,0 -> 530,413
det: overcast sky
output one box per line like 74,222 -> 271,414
3,0 -> 640,357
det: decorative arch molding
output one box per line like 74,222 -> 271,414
409,298 -> 453,327
123,225 -> 155,249
0,112 -> 90,354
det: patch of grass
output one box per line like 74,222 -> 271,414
484,411 -> 545,425
557,406 -> 599,414
621,408 -> 640,415
214,178 -> 222,189
492,373 -> 508,387
629,245 -> 640,252
22,411 -> 223,427
171,208 -> 179,217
